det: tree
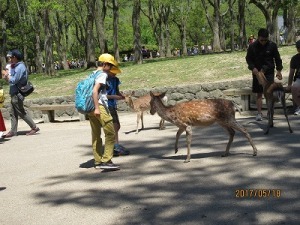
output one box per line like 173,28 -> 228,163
201,0 -> 223,52
171,0 -> 191,56
249,0 -> 282,43
132,0 -> 142,64
238,0 -> 247,50
112,0 -> 120,62
282,0 -> 298,45
0,0 -> 10,69
85,0 -> 97,68
95,0 -> 107,54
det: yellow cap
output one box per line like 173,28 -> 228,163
98,53 -> 119,67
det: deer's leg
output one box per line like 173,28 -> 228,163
265,100 -> 273,135
159,119 -> 165,130
136,111 -> 141,134
184,126 -> 192,163
141,111 -> 144,129
230,121 -> 258,156
220,125 -> 235,157
281,96 -> 293,133
175,127 -> 185,154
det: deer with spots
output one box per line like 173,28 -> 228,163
124,91 -> 165,134
255,71 -> 293,134
149,91 -> 257,163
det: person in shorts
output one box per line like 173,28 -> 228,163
246,28 -> 283,121
107,67 -> 130,156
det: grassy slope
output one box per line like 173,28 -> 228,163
1,45 -> 296,99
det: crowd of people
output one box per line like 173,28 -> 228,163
1,28 -> 300,170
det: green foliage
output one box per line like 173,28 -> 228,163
1,45 -> 296,99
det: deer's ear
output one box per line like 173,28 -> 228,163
150,91 -> 154,97
131,90 -> 135,96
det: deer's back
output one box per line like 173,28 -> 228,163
131,95 -> 151,111
161,99 -> 235,127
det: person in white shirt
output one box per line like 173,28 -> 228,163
88,53 -> 121,170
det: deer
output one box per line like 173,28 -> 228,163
255,71 -> 293,135
149,91 -> 258,163
124,91 -> 165,134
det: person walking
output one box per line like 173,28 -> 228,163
107,67 -> 130,156
88,53 -> 121,170
246,28 -> 283,121
286,40 -> 300,115
1,49 -> 39,138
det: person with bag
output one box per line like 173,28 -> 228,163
1,49 -> 39,138
87,53 -> 121,170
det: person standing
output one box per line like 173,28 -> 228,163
246,28 -> 283,121
1,49 -> 39,138
286,40 -> 300,115
88,53 -> 120,170
106,67 -> 130,156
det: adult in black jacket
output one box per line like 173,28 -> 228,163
246,28 -> 283,121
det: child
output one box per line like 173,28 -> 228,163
107,66 -> 130,156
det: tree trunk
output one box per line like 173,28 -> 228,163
44,8 -> 55,76
86,0 -> 96,68
144,0 -> 166,57
285,1 -> 297,45
53,11 -> 69,70
229,0 -> 236,51
249,0 -> 281,44
238,0 -> 247,50
201,0 -> 222,52
33,17 -> 44,73
112,0 -> 120,62
95,0 -> 107,53
0,0 -> 9,70
132,0 -> 142,64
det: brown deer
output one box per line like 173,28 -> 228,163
150,92 -> 257,162
124,91 -> 165,134
150,91 -> 257,163
256,71 -> 293,134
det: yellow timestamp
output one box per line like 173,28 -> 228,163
235,189 -> 281,198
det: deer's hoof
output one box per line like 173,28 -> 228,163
184,159 -> 190,163
222,153 -> 229,157
253,153 -> 257,156
175,149 -> 178,154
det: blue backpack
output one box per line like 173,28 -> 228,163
75,70 -> 102,114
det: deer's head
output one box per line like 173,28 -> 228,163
149,91 -> 167,115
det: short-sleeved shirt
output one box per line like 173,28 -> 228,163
290,53 -> 300,80
95,71 -> 108,107
107,76 -> 121,108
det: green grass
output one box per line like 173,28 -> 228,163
1,45 -> 296,99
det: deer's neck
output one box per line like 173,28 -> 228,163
154,99 -> 175,122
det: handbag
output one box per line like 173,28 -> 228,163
0,89 -> 5,105
18,81 -> 34,97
